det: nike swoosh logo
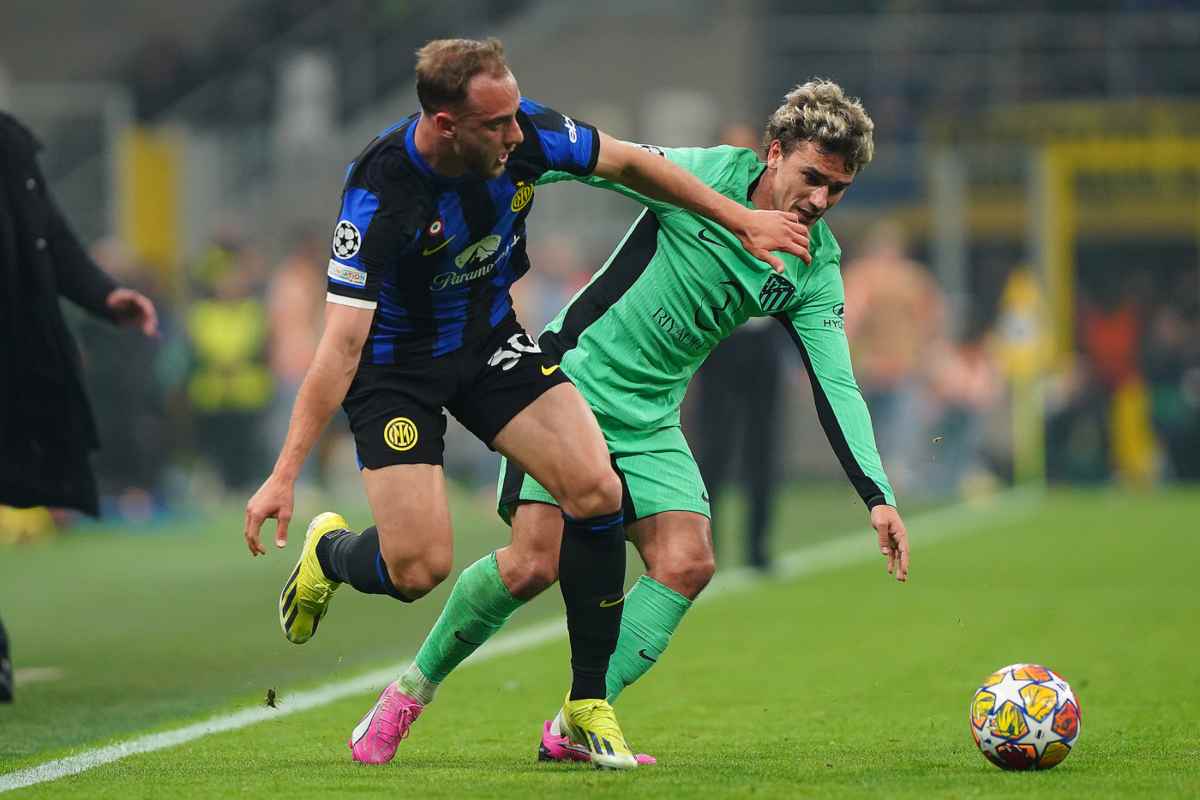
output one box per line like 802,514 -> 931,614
697,228 -> 728,248
638,649 -> 657,663
541,364 -> 560,376
598,596 -> 624,608
422,235 -> 456,256
454,630 -> 483,646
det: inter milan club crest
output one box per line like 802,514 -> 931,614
758,273 -> 796,313
332,220 -> 361,259
510,182 -> 534,212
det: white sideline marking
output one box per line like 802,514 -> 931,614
0,489 -> 1037,792
13,668 -> 64,686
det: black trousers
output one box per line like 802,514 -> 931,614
693,324 -> 784,568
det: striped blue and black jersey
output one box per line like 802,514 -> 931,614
324,98 -> 600,363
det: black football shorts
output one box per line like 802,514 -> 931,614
343,314 -> 570,469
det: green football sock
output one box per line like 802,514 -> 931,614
605,575 -> 691,703
402,552 -> 526,700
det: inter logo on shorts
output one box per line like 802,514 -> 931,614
759,274 -> 796,313
383,417 -> 419,451
511,182 -> 534,212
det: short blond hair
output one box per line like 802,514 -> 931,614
415,37 -> 509,113
763,79 -> 875,174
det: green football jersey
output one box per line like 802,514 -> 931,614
538,145 -> 895,508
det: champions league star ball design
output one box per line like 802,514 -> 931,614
969,663 -> 1081,770
332,220 -> 362,259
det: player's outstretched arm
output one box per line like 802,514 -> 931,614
244,302 -> 372,556
591,132 -> 810,270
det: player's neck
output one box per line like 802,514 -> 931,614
749,167 -> 775,211
413,114 -> 468,178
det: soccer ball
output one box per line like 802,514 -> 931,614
969,663 -> 1081,770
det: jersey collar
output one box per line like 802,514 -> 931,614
746,163 -> 767,207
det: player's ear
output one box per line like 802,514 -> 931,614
766,139 -> 783,169
432,110 -> 457,139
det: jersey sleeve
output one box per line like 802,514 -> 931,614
326,151 -> 422,310
775,254 -> 897,509
519,98 -> 600,177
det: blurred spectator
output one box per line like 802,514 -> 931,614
76,237 -> 174,519
1045,354 -> 1111,483
692,122 -> 789,571
925,317 -> 1004,497
1144,303 -> 1200,479
0,112 -> 160,516
1,111 -> 159,703
1078,275 -> 1158,483
514,232 -> 592,334
186,234 -> 274,492
841,220 -> 945,495
1081,279 -> 1142,394
266,228 -> 327,484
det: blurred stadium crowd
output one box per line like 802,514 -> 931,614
1,0 -> 1198,539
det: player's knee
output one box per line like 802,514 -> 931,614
559,467 -> 622,519
657,552 -> 716,600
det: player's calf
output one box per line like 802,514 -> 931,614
560,509 -> 626,700
315,524 -> 416,601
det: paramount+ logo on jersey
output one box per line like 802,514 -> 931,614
429,234 -> 521,291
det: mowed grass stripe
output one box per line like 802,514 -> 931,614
0,490 -> 1038,793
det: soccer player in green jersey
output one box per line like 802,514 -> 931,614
391,78 -> 910,765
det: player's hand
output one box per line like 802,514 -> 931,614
733,208 -> 811,272
244,474 -> 295,556
871,504 -> 909,582
106,287 -> 159,337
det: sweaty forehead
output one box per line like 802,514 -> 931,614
463,71 -> 520,118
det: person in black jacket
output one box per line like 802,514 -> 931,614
0,111 -> 159,702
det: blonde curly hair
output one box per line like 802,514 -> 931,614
762,79 -> 875,174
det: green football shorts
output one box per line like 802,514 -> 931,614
496,421 -> 711,525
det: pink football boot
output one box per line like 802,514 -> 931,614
349,682 -> 423,764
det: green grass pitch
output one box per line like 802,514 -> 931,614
1,486 -> 1198,797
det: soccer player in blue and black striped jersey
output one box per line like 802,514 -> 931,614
242,38 -> 810,768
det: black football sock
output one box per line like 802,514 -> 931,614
559,510 -> 626,701
315,526 -> 411,601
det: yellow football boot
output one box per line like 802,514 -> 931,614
279,512 -> 348,644
560,696 -> 638,770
